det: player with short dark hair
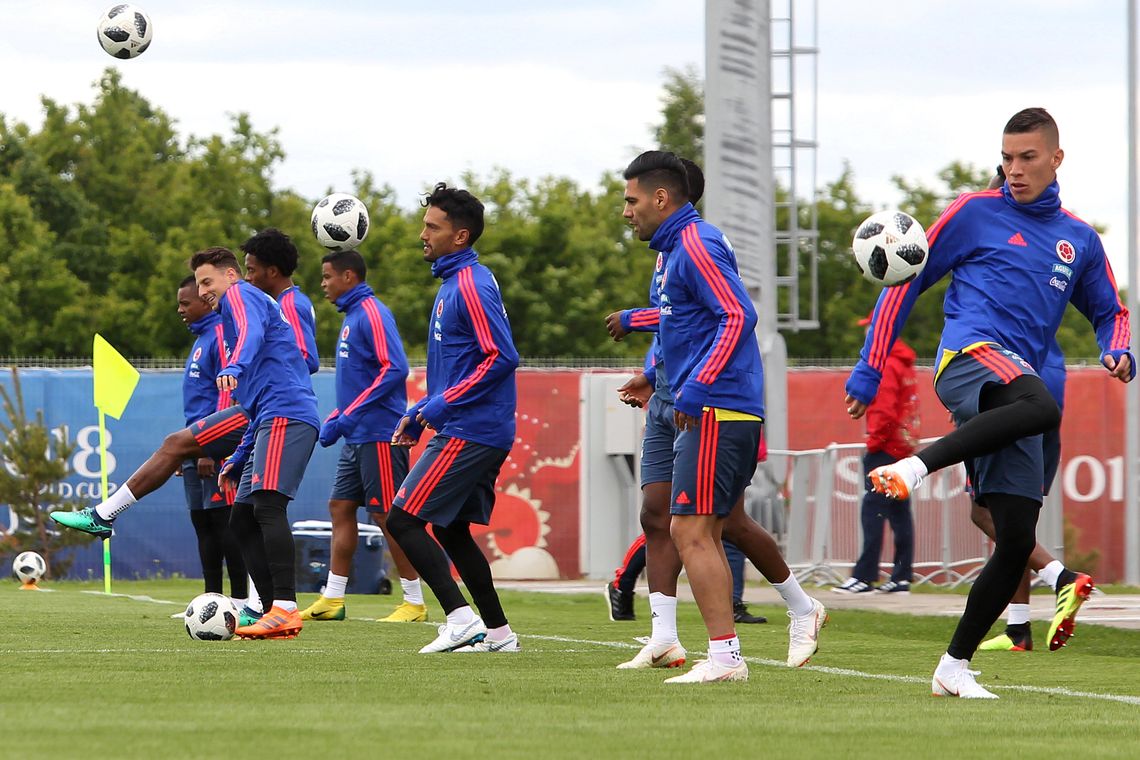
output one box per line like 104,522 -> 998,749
845,108 -> 1132,698
240,228 -> 320,375
384,182 -> 521,654
605,154 -> 825,676
176,275 -> 247,601
300,249 -> 426,624
192,246 -> 321,639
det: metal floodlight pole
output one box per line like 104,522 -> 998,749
1127,0 -> 1139,586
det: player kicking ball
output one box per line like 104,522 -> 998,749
845,109 -> 1131,697
384,183 -> 522,654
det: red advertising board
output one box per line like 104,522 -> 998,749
407,369 -> 582,579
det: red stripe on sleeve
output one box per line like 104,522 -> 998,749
280,291 -> 308,359
443,269 -> 499,404
343,299 -> 392,417
680,225 -> 745,385
227,287 -> 249,365
213,324 -> 231,410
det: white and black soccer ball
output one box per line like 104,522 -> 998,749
96,4 -> 153,60
311,193 -> 370,251
183,593 -> 238,641
12,551 -> 46,584
851,210 -> 929,287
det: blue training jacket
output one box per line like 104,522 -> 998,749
182,311 -> 231,426
323,283 -> 409,445
405,247 -> 519,451
277,285 -> 320,375
217,280 -> 320,469
655,204 -> 765,419
619,249 -> 674,403
847,181 -> 1132,404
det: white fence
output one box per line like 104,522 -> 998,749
761,439 -> 1063,588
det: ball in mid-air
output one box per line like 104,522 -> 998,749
311,193 -> 370,251
12,551 -> 46,584
96,4 -> 153,60
183,593 -> 238,641
851,210 -> 929,286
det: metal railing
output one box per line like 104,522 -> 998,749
768,439 -> 991,588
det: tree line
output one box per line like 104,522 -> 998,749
0,68 -> 1107,364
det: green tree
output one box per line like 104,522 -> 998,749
652,65 -> 704,162
0,369 -> 90,576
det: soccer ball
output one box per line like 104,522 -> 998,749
12,551 -> 46,584
311,193 -> 370,251
851,210 -> 929,286
183,593 -> 238,641
96,4 -> 153,60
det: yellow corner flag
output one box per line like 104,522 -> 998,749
93,334 -> 140,419
92,334 -> 140,593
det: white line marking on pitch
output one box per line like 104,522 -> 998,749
526,634 -> 1140,706
58,590 -> 1140,705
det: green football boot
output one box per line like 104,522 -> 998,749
48,507 -> 113,540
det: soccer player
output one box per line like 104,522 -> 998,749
192,246 -> 321,639
844,108 -> 1132,698
607,154 -> 825,677
384,182 -> 521,654
301,248 -> 427,623
240,228 -> 320,375
176,275 -> 247,601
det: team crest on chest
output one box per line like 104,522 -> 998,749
655,253 -> 663,272
1056,240 -> 1075,264
341,325 -> 350,341
192,346 -> 202,361
436,299 -> 444,317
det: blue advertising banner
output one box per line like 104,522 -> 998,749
0,368 -> 342,580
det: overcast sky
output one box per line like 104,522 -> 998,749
1,1 -> 1133,280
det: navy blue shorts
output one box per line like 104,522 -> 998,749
937,344 -> 1044,502
670,411 -> 760,517
235,418 -> 317,502
329,442 -> 410,513
181,460 -> 232,510
640,394 -> 676,487
189,405 -> 250,461
392,435 -> 508,527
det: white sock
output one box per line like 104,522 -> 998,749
648,592 -> 678,645
772,575 -> 814,617
708,635 -> 743,667
937,652 -> 967,672
95,484 -> 136,521
488,623 -> 514,642
1037,560 -> 1064,590
1007,603 -> 1031,626
446,605 -> 476,626
400,577 -> 424,605
901,455 -> 929,483
246,579 -> 262,613
323,572 -> 348,599
274,600 -> 298,612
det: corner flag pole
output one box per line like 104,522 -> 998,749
92,334 -> 140,594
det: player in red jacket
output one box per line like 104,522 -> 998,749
835,318 -> 919,595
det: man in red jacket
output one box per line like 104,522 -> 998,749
835,316 -> 919,594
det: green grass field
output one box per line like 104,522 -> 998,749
4,580 -> 1139,759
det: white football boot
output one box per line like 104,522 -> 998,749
664,658 -> 748,684
931,654 -> 998,699
616,639 -> 687,669
787,598 -> 828,667
418,617 -> 488,653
